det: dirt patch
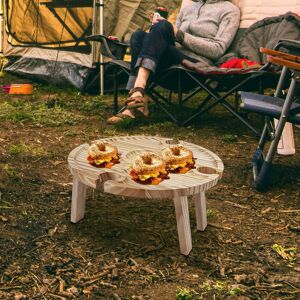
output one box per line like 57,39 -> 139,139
0,76 -> 299,299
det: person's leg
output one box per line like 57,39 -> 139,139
129,21 -> 175,99
126,29 -> 148,91
108,21 -> 193,123
131,21 -> 198,95
156,45 -> 199,71
108,30 -> 149,123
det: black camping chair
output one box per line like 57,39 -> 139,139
83,34 -> 130,108
240,39 -> 300,190
145,12 -> 300,134
88,12 -> 300,133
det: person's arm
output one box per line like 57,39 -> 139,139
175,8 -> 183,28
177,8 -> 240,61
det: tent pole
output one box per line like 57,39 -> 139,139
0,0 -> 3,53
100,0 -> 104,95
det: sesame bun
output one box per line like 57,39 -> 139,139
161,145 -> 193,166
131,152 -> 166,175
88,141 -> 118,160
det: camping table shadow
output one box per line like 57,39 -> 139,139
68,136 -> 223,255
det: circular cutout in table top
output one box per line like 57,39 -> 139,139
68,136 -> 224,199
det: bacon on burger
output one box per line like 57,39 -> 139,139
130,152 -> 169,185
87,141 -> 120,168
161,145 -> 196,174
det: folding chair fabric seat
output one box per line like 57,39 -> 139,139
240,92 -> 300,125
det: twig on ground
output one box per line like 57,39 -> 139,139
30,272 -> 47,300
0,286 -> 23,291
224,200 -> 250,210
82,271 -> 111,286
99,281 -> 117,289
47,293 -> 67,300
279,209 -> 300,213
208,223 -> 232,230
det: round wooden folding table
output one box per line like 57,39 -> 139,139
68,135 -> 223,255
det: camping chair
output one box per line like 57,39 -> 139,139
89,12 -> 300,132
239,39 -> 300,190
84,34 -> 130,111
145,12 -> 300,133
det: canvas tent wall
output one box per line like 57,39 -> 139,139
2,0 -> 182,89
2,0 -> 300,90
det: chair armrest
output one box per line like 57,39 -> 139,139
260,47 -> 300,63
87,34 -> 129,47
267,56 -> 300,71
259,39 -> 300,71
86,34 -> 129,60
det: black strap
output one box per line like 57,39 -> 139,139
129,87 -> 145,97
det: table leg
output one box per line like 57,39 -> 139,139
173,196 -> 192,255
71,177 -> 87,223
193,191 -> 207,231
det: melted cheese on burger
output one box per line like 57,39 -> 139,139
169,159 -> 193,170
94,154 -> 118,165
138,172 -> 160,181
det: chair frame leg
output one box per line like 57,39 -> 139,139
113,67 -> 119,114
253,76 -> 298,189
181,72 -> 261,135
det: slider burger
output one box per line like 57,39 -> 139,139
87,141 -> 120,168
161,145 -> 196,174
130,152 -> 169,185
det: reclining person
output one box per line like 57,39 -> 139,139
107,0 -> 241,124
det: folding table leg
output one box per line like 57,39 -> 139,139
193,192 -> 207,231
173,196 -> 192,255
71,177 -> 87,223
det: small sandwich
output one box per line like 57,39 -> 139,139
130,152 -> 169,185
87,141 -> 120,168
161,145 -> 196,174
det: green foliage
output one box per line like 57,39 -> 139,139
9,144 -> 27,155
113,116 -> 137,130
8,143 -> 48,157
176,287 -> 193,300
228,287 -> 242,296
222,134 -> 238,143
200,280 -> 228,293
0,101 -> 82,127
79,98 -> 107,114
206,209 -> 216,218
1,164 -> 21,182
271,243 -> 297,264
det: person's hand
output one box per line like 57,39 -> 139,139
151,12 -> 165,25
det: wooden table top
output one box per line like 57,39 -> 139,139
68,135 -> 224,199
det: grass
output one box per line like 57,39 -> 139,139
9,143 -> 49,157
206,209 -> 217,218
1,164 -> 22,182
222,134 -> 238,143
176,287 -> 193,300
0,100 -> 82,127
8,144 -> 27,155
271,243 -> 297,264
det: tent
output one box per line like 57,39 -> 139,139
1,0 -> 300,91
2,0 -> 182,90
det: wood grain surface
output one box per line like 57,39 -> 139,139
68,136 -> 224,199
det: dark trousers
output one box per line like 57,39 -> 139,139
130,20 -> 197,77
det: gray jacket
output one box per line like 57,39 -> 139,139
176,0 -> 240,66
